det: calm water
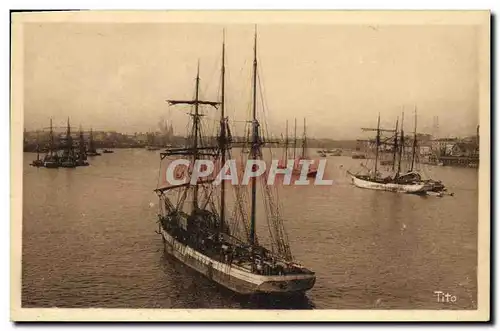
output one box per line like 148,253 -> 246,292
21,149 -> 478,309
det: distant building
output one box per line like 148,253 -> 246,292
431,138 -> 457,156
450,142 -> 479,157
419,146 -> 432,156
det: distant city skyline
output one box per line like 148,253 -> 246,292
23,23 -> 479,140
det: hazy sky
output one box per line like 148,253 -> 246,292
24,23 -> 479,139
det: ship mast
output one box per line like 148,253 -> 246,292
66,117 -> 72,158
191,62 -> 202,210
35,130 -> 40,161
373,113 -> 380,180
396,111 -> 405,177
293,118 -> 297,159
79,125 -> 85,163
250,27 -> 259,247
284,120 -> 288,161
165,63 -> 220,210
301,118 -> 307,158
49,118 -> 54,157
392,117 -> 399,171
219,30 -> 226,231
410,106 -> 417,172
89,128 -> 94,152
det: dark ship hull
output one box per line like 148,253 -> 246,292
160,226 -> 316,295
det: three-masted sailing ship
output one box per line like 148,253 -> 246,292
154,30 -> 315,295
348,112 -> 433,194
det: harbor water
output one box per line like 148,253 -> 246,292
21,149 -> 478,309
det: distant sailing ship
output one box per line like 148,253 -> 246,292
278,118 -> 317,178
30,130 -> 44,167
154,30 -> 315,295
42,118 -> 59,168
76,126 -> 90,166
295,118 -> 317,178
348,112 -> 433,194
145,132 -> 161,151
86,129 -> 101,156
32,118 -> 91,168
59,118 -> 77,168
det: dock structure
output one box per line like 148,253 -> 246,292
429,155 -> 479,168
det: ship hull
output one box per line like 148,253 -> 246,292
160,228 -> 316,295
350,174 -> 431,194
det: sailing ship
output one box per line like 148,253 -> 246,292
86,129 -> 101,156
76,126 -> 90,166
295,118 -> 317,178
58,118 -> 77,168
42,119 -> 59,168
277,120 -> 290,169
278,118 -> 317,178
30,130 -> 44,167
154,30 -> 315,295
145,132 -> 161,151
348,112 -> 433,194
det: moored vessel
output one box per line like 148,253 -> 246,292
154,29 -> 315,295
348,112 -> 433,194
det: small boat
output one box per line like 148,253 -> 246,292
146,145 -> 161,151
43,155 -> 59,168
102,149 -> 114,153
30,160 -> 44,167
329,149 -> 342,156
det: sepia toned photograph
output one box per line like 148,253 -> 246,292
10,10 -> 490,321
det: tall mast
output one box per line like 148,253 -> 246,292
79,125 -> 85,163
219,30 -> 226,231
165,62 -> 220,203
89,128 -> 94,152
410,106 -> 417,172
392,117 -> 399,171
192,61 -> 201,211
293,118 -> 297,159
49,118 -> 54,156
302,117 -> 307,158
284,120 -> 288,161
250,27 -> 258,247
373,113 -> 380,179
66,117 -> 72,157
36,130 -> 40,161
396,111 -> 405,177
